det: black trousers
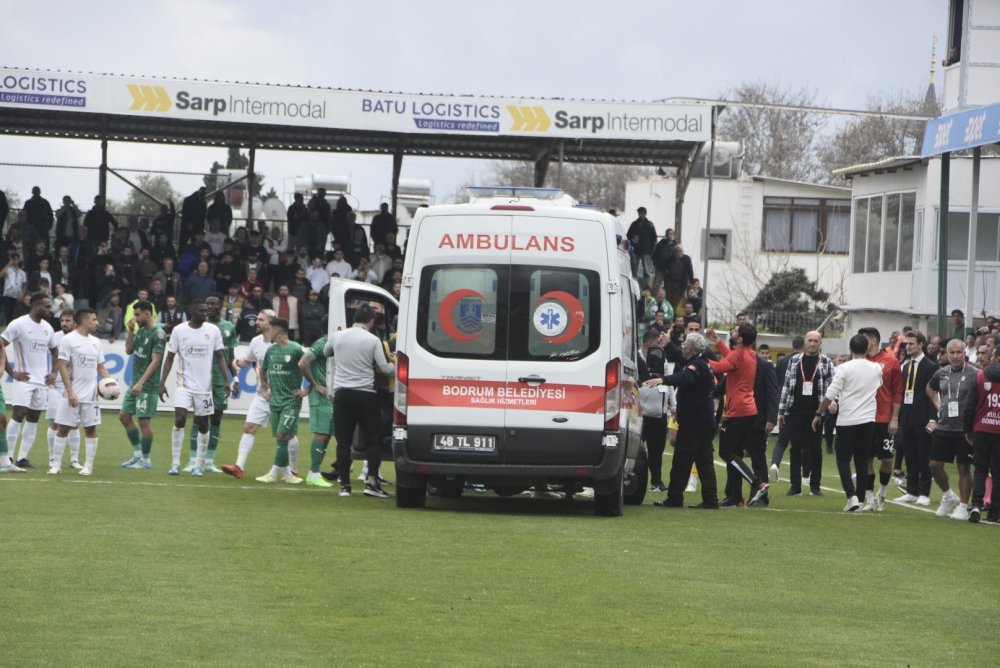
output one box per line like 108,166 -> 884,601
333,388 -> 381,483
971,432 -> 1000,510
643,415 -> 668,485
719,415 -> 759,501
666,426 -> 718,507
728,427 -> 769,501
788,412 -> 823,492
835,422 -> 873,499
901,421 -> 933,496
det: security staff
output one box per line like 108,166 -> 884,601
896,330 -> 938,506
644,332 -> 719,509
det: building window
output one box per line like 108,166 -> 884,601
762,197 -> 850,254
851,192 -> 916,273
704,230 -> 731,261
933,210 -> 1000,262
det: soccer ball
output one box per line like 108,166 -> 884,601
98,377 -> 121,401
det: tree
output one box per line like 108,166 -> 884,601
744,267 -> 830,335
717,81 -> 826,182
464,161 -> 650,211
818,88 -> 937,184
120,174 -> 181,218
204,147 -> 265,196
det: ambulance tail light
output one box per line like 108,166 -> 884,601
604,358 -> 621,432
394,351 -> 409,426
491,205 -> 535,211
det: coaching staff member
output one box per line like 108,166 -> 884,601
322,304 -> 395,498
644,332 -> 719,509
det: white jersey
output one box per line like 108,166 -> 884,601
243,334 -> 271,368
51,330 -> 67,390
1,315 -> 55,386
167,322 -> 223,394
57,330 -> 105,403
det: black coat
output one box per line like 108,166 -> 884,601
660,344 -> 717,432
753,357 -> 780,432
899,356 -> 939,427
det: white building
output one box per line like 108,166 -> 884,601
624,149 -> 851,321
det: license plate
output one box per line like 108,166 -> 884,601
432,434 -> 496,452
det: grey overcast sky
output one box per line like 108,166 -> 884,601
0,0 -> 946,211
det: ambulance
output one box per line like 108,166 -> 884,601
392,187 -> 645,516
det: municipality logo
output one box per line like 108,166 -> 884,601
127,84 -> 171,112
457,298 -> 483,336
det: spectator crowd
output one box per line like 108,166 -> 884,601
0,186 -> 405,342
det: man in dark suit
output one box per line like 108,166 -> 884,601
769,336 -> 803,481
896,330 -> 939,505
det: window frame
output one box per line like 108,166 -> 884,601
761,197 -> 851,255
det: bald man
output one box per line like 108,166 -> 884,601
926,339 -> 978,519
777,330 -> 835,497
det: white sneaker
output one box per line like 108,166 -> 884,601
0,463 -> 27,473
768,464 -> 779,484
861,498 -> 874,512
47,466 -> 60,475
79,466 -> 93,476
936,492 -> 960,517
915,495 -> 931,507
685,476 -> 698,493
896,493 -> 918,503
70,460 -> 83,470
844,496 -> 861,512
875,494 -> 886,512
949,504 -> 970,521
578,487 -> 595,498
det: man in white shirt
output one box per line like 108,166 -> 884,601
306,257 -> 331,293
47,312 -> 82,470
158,299 -> 230,477
49,308 -> 111,476
812,334 -> 883,512
1,292 -> 58,470
324,249 -> 352,279
222,310 -> 300,479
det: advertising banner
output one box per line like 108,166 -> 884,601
0,67 -> 709,143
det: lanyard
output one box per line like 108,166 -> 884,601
906,359 -> 918,392
944,365 -> 965,400
800,355 -> 819,384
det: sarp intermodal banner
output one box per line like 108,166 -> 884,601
0,67 -> 710,143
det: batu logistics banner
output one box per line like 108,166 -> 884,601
0,68 -> 710,142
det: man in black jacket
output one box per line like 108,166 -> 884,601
769,336 -> 803,481
22,186 -> 53,242
644,331 -> 719,509
626,207 -> 657,288
206,191 -> 233,237
896,330 -> 939,505
83,195 -> 116,245
180,187 -> 207,250
663,244 -> 694,310
745,347 -> 779,505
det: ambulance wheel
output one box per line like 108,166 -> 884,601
396,474 -> 427,508
624,448 -> 648,506
594,466 -> 624,517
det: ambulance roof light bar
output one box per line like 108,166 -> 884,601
466,186 -> 565,202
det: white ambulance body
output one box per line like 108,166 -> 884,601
392,188 -> 644,516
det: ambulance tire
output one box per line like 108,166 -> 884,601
594,466 -> 625,517
624,448 -> 648,506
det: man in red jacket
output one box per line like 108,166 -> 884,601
707,323 -> 769,506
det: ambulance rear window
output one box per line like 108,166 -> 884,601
418,266 -> 503,359
512,267 -> 600,361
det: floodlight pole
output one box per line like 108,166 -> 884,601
99,138 -> 108,204
701,106 -> 718,328
247,145 -> 256,225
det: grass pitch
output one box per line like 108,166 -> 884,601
2,413 -> 997,666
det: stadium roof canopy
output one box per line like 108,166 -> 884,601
0,67 -> 712,214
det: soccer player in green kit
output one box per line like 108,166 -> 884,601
255,317 -> 308,484
119,301 -> 166,469
297,315 -> 334,488
184,293 -> 239,472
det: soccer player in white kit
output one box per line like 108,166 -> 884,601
158,299 -> 231,477
1,292 -> 58,470
47,312 -> 82,469
221,310 -> 300,478
49,309 -> 112,476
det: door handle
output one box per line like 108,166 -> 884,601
517,376 -> 546,384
